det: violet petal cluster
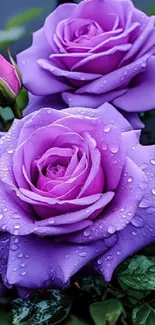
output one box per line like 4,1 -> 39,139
17,0 -> 155,114
0,104 -> 155,293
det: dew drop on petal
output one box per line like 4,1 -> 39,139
102,141 -> 108,151
84,229 -> 91,237
97,259 -> 102,265
151,158 -> 155,165
139,182 -> 148,190
79,252 -> 87,257
131,215 -> 144,228
104,125 -> 111,133
132,230 -> 138,236
108,225 -> 116,234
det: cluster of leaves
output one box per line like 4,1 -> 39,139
1,246 -> 155,325
0,89 -> 28,131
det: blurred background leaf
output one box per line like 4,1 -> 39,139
0,27 -> 25,49
6,8 -> 44,29
147,5 -> 155,15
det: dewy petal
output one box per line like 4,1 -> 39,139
62,89 -> 127,109
120,17 -> 155,65
6,234 -> 109,289
71,44 -> 132,74
38,58 -> 102,81
23,93 -> 66,117
113,57 -> 155,112
62,156 -> 146,244
75,51 -> 153,95
93,139 -> 155,281
17,29 -> 72,96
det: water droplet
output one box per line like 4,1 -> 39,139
108,225 -> 115,234
152,189 -> 155,195
11,212 -> 20,219
122,215 -> 126,219
139,163 -> 148,170
84,229 -> 91,237
97,259 -> 102,265
107,255 -> 113,260
147,207 -> 155,214
7,149 -> 14,154
20,263 -> 25,268
104,125 -> 111,133
109,143 -> 119,154
17,253 -> 23,259
132,230 -> 138,236
13,267 -> 17,272
139,182 -> 148,190
11,244 -> 18,251
128,177 -> 133,183
21,271 -> 27,276
14,224 -> 20,229
151,158 -> 155,165
0,214 -> 3,220
48,218 -> 55,225
25,255 -> 29,259
131,215 -> 144,228
102,141 -> 108,151
117,251 -> 121,256
79,252 -> 87,257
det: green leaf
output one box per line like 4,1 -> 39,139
0,106 -> 14,122
0,309 -> 12,325
16,88 -> 28,111
147,5 -> 155,15
12,289 -> 72,325
0,27 -> 25,48
132,302 -> 155,325
79,276 -> 105,298
89,299 -> 123,325
6,8 -> 43,29
66,320 -> 89,325
117,255 -> 155,290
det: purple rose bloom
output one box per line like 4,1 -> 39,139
17,0 -> 155,115
0,105 -> 155,294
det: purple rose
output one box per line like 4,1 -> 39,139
0,54 -> 21,107
17,0 -> 155,114
0,103 -> 155,293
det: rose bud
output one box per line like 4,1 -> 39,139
0,54 -> 21,107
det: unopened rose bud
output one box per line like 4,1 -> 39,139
0,54 -> 21,107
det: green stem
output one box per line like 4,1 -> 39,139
12,100 -> 22,119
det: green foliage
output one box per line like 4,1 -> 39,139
12,289 -> 72,325
0,27 -> 25,49
90,299 -> 124,325
147,5 -> 155,15
117,255 -> 155,290
0,308 -> 12,325
6,8 -> 44,29
132,302 -> 155,325
16,88 -> 29,111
